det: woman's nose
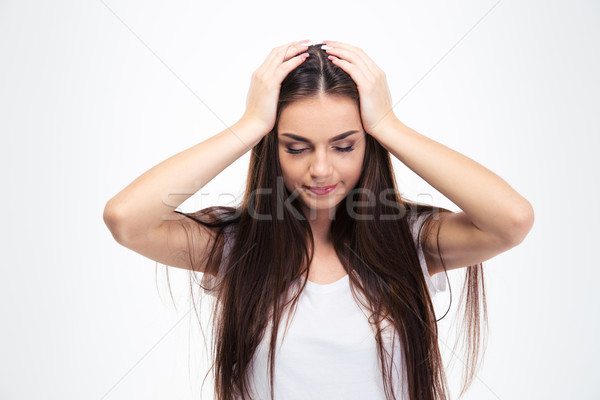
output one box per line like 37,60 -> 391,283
309,147 -> 333,179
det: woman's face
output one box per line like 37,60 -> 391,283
277,94 -> 367,215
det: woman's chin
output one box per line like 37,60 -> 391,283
299,193 -> 344,214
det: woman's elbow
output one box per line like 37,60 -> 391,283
506,200 -> 535,246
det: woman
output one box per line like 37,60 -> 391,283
103,39 -> 534,400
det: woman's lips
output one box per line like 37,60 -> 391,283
305,183 -> 338,195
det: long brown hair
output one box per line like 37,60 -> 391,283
168,44 -> 488,400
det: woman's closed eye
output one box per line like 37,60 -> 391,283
285,146 -> 354,155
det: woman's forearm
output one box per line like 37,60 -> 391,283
103,119 -> 265,241
373,118 -> 534,241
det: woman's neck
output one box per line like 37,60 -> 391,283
306,211 -> 334,250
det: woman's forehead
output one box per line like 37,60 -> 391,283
278,96 -> 363,137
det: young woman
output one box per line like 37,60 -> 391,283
103,40 -> 534,400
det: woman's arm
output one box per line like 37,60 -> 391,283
373,119 -> 534,275
103,120 -> 264,243
373,119 -> 534,243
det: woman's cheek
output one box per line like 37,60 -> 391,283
280,168 -> 297,193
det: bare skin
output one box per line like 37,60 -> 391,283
277,94 -> 366,283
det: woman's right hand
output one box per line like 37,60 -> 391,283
239,40 -> 311,135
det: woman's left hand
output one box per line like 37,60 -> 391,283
322,40 -> 399,138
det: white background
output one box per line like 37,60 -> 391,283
1,0 -> 598,399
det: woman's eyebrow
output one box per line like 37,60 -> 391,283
280,130 -> 360,143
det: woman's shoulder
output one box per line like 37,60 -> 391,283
405,209 -> 434,239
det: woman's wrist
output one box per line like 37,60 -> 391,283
232,117 -> 271,147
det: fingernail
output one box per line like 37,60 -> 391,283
321,45 -> 333,50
